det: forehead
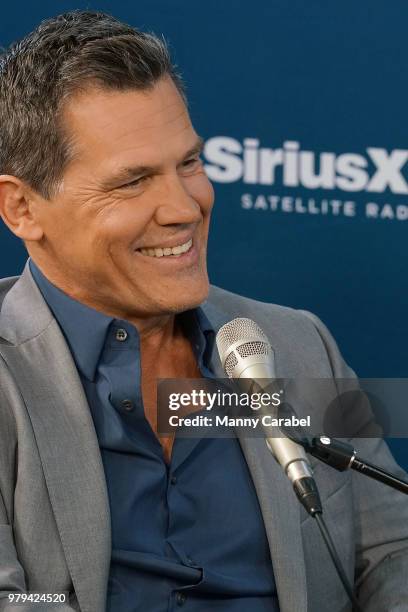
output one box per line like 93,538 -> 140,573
62,77 -> 196,169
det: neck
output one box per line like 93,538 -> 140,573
138,313 -> 179,351
29,254 -> 182,343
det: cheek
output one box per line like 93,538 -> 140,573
77,197 -> 155,253
96,201 -> 154,249
39,207 -> 78,244
186,173 -> 215,214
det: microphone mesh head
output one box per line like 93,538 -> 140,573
216,318 -> 272,377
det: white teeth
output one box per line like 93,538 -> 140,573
139,238 -> 193,258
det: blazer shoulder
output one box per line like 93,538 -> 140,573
0,275 -> 19,310
206,285 -> 345,377
207,284 -> 315,330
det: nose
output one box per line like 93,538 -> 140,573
154,173 -> 202,226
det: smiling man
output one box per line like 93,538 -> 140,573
0,11 -> 408,612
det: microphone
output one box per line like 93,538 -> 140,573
215,317 -> 322,516
215,318 -> 363,611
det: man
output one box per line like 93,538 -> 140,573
0,11 -> 407,612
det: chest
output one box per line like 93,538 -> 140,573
141,340 -> 203,461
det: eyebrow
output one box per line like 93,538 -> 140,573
100,136 -> 205,190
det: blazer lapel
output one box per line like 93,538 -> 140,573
237,437 -> 308,612
0,265 -> 110,612
202,299 -> 308,612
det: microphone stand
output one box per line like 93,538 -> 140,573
301,436 -> 408,495
280,427 -> 408,611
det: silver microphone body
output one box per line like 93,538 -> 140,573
216,318 -> 319,514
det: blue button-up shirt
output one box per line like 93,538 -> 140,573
30,261 -> 279,612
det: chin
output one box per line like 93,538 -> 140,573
156,278 -> 210,314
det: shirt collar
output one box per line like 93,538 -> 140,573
182,307 -> 216,374
29,260 -> 113,381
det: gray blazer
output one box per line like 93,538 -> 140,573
0,263 -> 407,612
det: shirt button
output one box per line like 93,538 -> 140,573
170,475 -> 177,485
121,399 -> 134,411
115,328 -> 128,342
175,592 -> 186,606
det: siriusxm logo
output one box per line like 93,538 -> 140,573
203,137 -> 408,195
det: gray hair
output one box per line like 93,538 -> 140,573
0,11 -> 186,199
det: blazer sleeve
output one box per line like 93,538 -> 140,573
300,310 -> 408,611
0,403 -> 76,612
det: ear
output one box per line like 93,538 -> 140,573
0,175 -> 44,241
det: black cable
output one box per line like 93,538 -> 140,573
314,513 -> 362,612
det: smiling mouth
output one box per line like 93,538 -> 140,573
138,238 -> 193,258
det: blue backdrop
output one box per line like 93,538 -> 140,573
1,1 -> 407,467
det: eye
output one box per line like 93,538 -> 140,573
181,157 -> 202,171
119,176 -> 148,189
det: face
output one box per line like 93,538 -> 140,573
29,76 -> 214,319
